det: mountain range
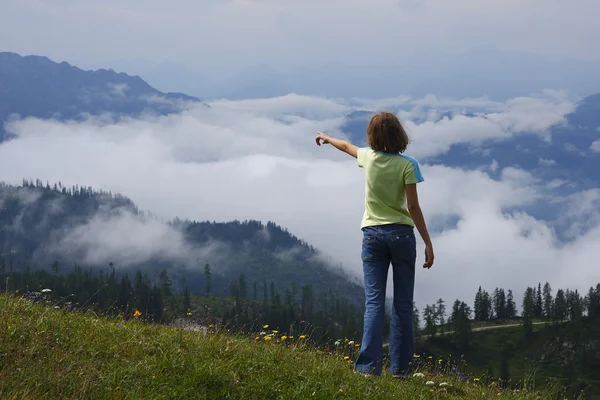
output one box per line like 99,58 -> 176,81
0,52 -> 204,141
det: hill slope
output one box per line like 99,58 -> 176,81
0,52 -> 204,141
0,294 -> 556,400
0,180 -> 364,303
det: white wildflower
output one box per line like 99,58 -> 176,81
425,381 -> 435,386
41,289 -> 52,293
439,382 -> 448,387
348,341 -> 354,345
413,372 -> 425,378
335,340 -> 342,346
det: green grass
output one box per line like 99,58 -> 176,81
0,294 -> 566,400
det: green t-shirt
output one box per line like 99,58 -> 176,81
357,148 -> 424,229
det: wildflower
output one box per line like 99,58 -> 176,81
281,335 -> 288,340
289,335 -> 294,339
186,312 -> 192,316
259,331 -> 266,336
272,330 -> 279,334
439,382 -> 448,387
263,324 -> 269,329
133,310 -> 142,317
426,381 -> 435,386
344,338 -> 349,343
348,341 -> 354,346
474,378 -> 480,382
254,336 -> 259,340
438,359 -> 443,365
41,289 -> 52,293
413,373 -> 425,378
344,356 -> 350,361
355,343 -> 360,348
335,340 -> 342,346
339,388 -> 344,393
299,335 -> 306,339
427,356 -> 433,359
413,354 -> 420,358
264,336 -> 272,341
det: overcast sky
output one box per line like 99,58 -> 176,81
2,0 -> 600,82
1,93 -> 598,309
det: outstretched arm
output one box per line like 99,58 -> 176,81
315,131 -> 358,159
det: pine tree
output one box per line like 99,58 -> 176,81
474,286 -> 483,321
554,289 -> 568,323
586,285 -> 600,318
542,282 -> 553,322
506,290 -> 517,318
413,302 -> 421,340
535,282 -> 543,318
522,287 -> 535,339
493,288 -> 507,320
204,264 -> 211,297
423,304 -> 437,338
436,298 -> 446,333
159,269 -> 172,297
450,299 -> 472,350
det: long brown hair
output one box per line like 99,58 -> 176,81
366,112 -> 410,153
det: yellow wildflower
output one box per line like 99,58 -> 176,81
263,324 -> 269,329
264,336 -> 272,341
272,330 -> 279,334
339,388 -> 344,393
281,335 -> 288,340
355,343 -> 360,347
474,378 -> 480,382
344,356 -> 350,361
344,338 -> 349,343
133,310 -> 142,317
289,335 -> 294,339
299,335 -> 306,339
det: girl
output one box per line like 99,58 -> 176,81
315,111 -> 434,377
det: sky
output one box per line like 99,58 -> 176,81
1,93 -> 599,310
2,0 -> 600,99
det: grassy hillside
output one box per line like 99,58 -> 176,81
0,294 -> 565,400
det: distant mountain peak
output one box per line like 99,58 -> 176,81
0,52 -> 206,141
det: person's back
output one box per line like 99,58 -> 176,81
315,112 -> 434,378
358,148 -> 423,229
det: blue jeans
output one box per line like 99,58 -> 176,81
355,224 -> 416,376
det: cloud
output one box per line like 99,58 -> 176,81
41,208 -> 229,269
0,93 -> 598,310
399,91 -> 576,159
591,140 -> 600,153
538,158 -> 557,167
